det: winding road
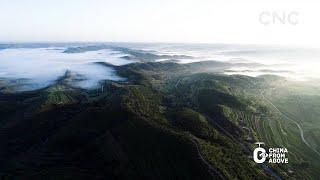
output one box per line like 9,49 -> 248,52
173,78 -> 282,179
188,134 -> 226,180
260,91 -> 320,157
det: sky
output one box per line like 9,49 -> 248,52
0,0 -> 320,47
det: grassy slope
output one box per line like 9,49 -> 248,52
260,82 -> 320,179
0,83 -> 213,179
1,61 -> 318,179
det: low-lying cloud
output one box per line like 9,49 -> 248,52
0,47 -> 133,91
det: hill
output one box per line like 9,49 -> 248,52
0,61 -> 318,179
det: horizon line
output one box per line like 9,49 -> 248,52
0,41 -> 311,49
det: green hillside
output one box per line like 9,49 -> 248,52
0,61 -> 319,179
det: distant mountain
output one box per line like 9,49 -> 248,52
64,45 -> 193,62
0,63 -> 216,179
0,52 -> 319,179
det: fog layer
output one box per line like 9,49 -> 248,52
0,47 -> 133,90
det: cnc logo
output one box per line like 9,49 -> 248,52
259,11 -> 299,26
253,142 -> 288,164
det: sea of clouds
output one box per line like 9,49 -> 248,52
0,47 -> 133,90
0,44 -> 319,92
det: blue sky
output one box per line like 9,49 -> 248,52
0,0 -> 319,47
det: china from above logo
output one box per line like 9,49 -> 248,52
253,142 -> 288,164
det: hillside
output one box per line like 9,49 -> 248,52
0,61 -> 318,179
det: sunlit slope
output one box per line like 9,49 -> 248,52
258,82 -> 320,179
1,61 -> 319,179
133,62 -> 319,179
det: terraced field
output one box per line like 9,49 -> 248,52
1,61 -> 319,179
225,80 -> 320,179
